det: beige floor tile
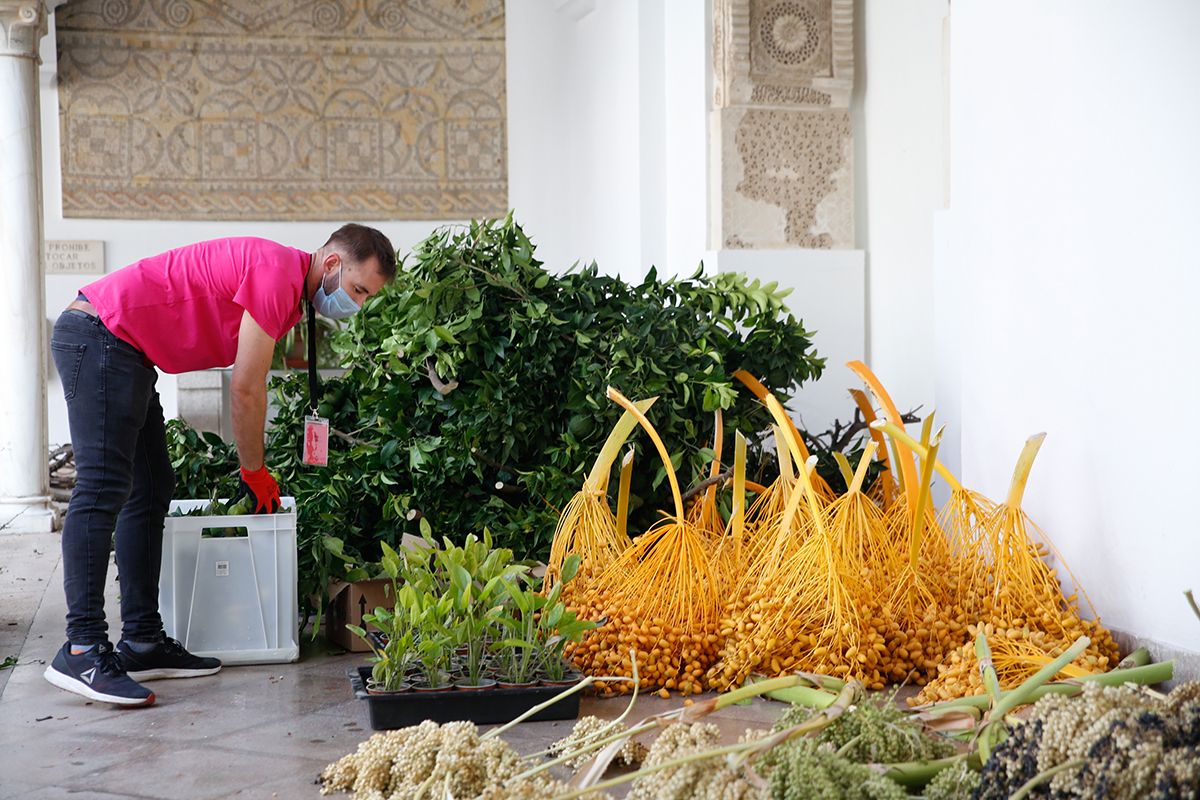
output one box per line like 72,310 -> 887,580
0,782 -> 149,800
0,730 -> 163,791
58,745 -> 325,800
202,712 -> 370,761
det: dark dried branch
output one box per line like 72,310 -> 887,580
330,427 -> 369,447
426,357 -> 459,396
681,468 -> 733,504
806,405 -> 924,454
471,448 -> 510,473
48,444 -> 74,474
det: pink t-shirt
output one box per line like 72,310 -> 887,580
82,237 -> 308,374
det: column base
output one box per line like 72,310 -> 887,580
0,498 -> 57,533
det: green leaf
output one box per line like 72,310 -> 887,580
561,554 -> 581,585
432,325 -> 458,344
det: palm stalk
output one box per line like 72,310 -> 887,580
914,658 -> 1174,713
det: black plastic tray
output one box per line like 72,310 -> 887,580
349,667 -> 581,730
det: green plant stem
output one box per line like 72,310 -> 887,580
1186,590 -> 1200,624
1011,758 -> 1085,800
975,631 -> 1002,705
762,684 -> 839,708
917,660 -> 1174,713
835,733 -> 864,758
881,752 -> 981,788
1117,646 -> 1151,669
750,670 -> 845,697
720,674 -> 837,709
977,636 -> 1090,763
992,636 -> 1090,719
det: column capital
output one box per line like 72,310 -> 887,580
0,1 -> 47,60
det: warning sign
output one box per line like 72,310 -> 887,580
45,240 -> 104,275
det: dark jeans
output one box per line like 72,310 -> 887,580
51,310 -> 174,646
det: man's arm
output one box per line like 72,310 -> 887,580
230,310 -> 276,470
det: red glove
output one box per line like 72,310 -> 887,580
239,466 -> 281,514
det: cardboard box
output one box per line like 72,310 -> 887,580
325,535 -> 431,651
326,578 -> 392,652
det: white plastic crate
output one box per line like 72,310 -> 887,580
160,497 -> 299,665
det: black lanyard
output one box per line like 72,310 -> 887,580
306,298 -> 321,416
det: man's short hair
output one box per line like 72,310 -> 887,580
325,224 -> 397,280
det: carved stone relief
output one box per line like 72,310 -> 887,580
712,0 -> 854,249
55,1 -> 507,221
750,0 -> 831,81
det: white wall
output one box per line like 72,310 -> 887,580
852,0 -> 949,424
713,249 -> 866,433
506,0 -> 710,282
42,0 -> 712,445
662,2 -> 710,278
939,0 -> 1200,652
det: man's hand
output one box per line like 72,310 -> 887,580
239,466 -> 281,514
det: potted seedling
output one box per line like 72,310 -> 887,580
446,575 -> 499,690
438,532 -> 525,690
352,605 -> 416,693
492,576 -> 542,688
534,557 -> 593,685
408,591 -> 455,691
349,541 -> 417,692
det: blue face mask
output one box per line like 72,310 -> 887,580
312,265 -> 361,319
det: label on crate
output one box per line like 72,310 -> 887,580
303,415 -> 329,466
215,560 -> 230,577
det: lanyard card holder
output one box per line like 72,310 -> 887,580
301,298 -> 328,467
303,414 -> 329,466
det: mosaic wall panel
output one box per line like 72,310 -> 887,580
55,1 -> 507,221
712,0 -> 853,249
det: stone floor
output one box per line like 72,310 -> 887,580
0,533 -> 784,799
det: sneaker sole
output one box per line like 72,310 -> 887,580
125,666 -> 222,681
43,665 -> 155,707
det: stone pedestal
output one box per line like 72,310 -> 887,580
177,370 -> 234,441
0,1 -> 53,533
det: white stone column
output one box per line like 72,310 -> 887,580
0,1 -> 53,533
